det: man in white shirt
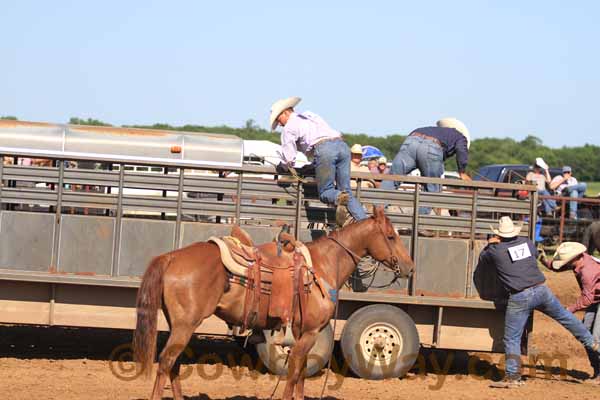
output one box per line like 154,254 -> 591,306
550,166 -> 588,220
525,158 -> 556,216
270,96 -> 367,223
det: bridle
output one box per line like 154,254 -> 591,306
327,218 -> 405,277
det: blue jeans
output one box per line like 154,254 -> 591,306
503,284 -> 597,377
562,183 -> 587,218
313,139 -> 367,221
538,189 -> 556,215
583,303 -> 600,374
382,135 -> 445,214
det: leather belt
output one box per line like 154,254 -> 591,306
410,132 -> 443,148
307,136 -> 343,156
313,136 -> 343,148
509,282 -> 544,295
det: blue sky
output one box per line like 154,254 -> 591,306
1,1 -> 598,146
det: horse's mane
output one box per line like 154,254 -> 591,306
306,216 -> 374,248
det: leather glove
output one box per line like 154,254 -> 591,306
276,162 -> 289,174
297,163 -> 316,176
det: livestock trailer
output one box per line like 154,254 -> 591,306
0,120 -> 538,379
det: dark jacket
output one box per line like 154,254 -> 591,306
411,126 -> 469,173
478,236 -> 545,294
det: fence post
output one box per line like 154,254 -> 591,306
234,172 -> 243,225
410,183 -> 420,296
559,198 -> 566,243
465,190 -> 478,297
295,182 -> 303,239
0,158 -> 4,210
50,160 -> 65,271
110,164 -> 125,277
174,168 -> 185,249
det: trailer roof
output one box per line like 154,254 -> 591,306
0,119 -> 244,167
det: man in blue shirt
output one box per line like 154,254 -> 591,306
382,118 -> 472,214
479,216 -> 600,388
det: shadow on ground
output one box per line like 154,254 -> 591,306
0,324 -> 592,384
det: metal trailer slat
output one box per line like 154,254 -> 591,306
1,187 -> 58,205
2,165 -> 60,183
0,268 -> 498,309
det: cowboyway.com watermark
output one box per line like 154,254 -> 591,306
108,343 -> 571,390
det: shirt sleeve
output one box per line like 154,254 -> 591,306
567,273 -> 598,312
454,136 -> 469,173
525,172 -> 533,181
550,176 -> 561,188
478,244 -> 494,266
280,127 -> 298,164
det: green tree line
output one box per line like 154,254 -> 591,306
4,115 -> 599,180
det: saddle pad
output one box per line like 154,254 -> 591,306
209,236 -> 314,280
209,236 -> 256,277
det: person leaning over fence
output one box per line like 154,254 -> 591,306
381,118 -> 471,213
525,158 -> 557,217
539,242 -> 600,383
550,166 -> 588,220
270,96 -> 367,224
477,217 -> 600,388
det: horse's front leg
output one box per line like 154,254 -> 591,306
281,330 -> 319,400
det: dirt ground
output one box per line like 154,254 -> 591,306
1,269 -> 599,400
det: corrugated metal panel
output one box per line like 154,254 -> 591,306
0,211 -> 54,271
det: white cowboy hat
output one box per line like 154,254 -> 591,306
350,144 -> 363,154
437,117 -> 471,149
378,156 -> 387,164
490,216 -> 523,238
551,242 -> 586,270
269,96 -> 301,131
534,157 -> 549,170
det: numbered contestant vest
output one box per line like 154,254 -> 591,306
480,236 -> 545,294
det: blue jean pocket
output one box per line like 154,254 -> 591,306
507,290 -> 530,310
427,144 -> 443,161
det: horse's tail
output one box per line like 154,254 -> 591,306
133,254 -> 170,379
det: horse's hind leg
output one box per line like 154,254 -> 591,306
281,330 -> 319,400
164,307 -> 190,400
149,321 -> 196,400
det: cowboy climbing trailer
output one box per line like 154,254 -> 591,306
0,120 -> 539,379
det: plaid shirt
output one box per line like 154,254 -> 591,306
567,253 -> 600,313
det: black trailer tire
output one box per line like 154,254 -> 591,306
256,323 -> 334,377
340,304 -> 419,380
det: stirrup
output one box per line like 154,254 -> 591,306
271,323 -> 296,347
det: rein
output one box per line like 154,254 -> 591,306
327,236 -> 363,265
328,220 -> 402,276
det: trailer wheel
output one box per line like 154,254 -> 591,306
256,323 -> 334,377
340,304 -> 419,379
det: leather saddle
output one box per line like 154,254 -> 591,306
209,226 -> 325,331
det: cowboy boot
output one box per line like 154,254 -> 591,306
335,192 -> 350,227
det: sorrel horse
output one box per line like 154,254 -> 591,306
133,206 -> 414,400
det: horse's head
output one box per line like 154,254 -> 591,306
366,206 -> 415,278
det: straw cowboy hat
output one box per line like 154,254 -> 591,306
378,156 -> 387,164
270,96 -> 301,130
490,216 -> 523,238
551,242 -> 586,270
350,144 -> 363,155
437,118 -> 471,149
